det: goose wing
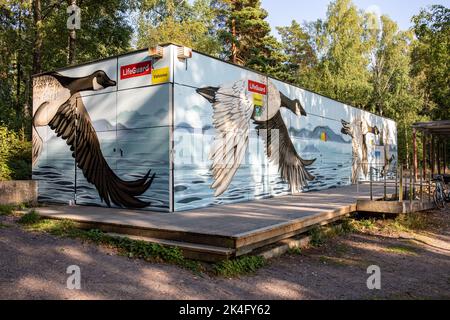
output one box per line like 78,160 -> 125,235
48,93 -> 155,208
255,111 -> 315,193
32,75 -> 69,165
201,81 -> 254,196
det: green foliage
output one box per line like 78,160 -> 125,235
137,0 -> 221,55
392,213 -> 428,231
219,0 -> 287,78
312,0 -> 372,108
287,246 -> 302,255
0,126 -> 31,180
277,20 -> 317,86
0,204 -> 15,216
309,220 -> 355,247
213,255 -> 266,277
385,245 -> 418,255
411,5 -> 450,121
18,209 -> 41,224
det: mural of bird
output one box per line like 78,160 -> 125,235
197,78 -> 315,196
32,70 -> 155,208
341,117 -> 379,184
381,125 -> 395,177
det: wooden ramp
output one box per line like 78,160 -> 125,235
36,183 -> 411,262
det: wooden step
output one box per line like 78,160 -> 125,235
357,200 -> 435,214
106,233 -> 235,262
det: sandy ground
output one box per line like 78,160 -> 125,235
0,208 -> 449,300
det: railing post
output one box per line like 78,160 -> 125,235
409,165 -> 413,211
428,171 -> 432,202
395,164 -> 399,199
370,167 -> 373,201
384,168 -> 387,200
420,167 -> 423,202
409,164 -> 413,201
399,165 -> 403,202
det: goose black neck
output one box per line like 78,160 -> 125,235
50,72 -> 93,94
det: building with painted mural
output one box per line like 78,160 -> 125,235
32,43 -> 398,212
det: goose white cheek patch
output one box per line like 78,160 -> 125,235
92,77 -> 104,91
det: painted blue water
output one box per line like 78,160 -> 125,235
173,137 -> 353,211
33,128 -> 170,212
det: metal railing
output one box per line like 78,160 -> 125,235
364,160 -> 440,204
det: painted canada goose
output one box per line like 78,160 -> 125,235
32,70 -> 155,208
197,78 -> 315,196
381,126 -> 395,177
341,117 -> 379,184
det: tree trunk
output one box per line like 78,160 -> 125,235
16,8 -> 22,119
32,0 -> 42,75
68,0 -> 77,64
231,17 -> 237,64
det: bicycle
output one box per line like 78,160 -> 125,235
432,175 -> 450,209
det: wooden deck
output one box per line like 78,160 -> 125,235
36,182 -> 413,261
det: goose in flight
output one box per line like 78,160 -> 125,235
380,126 -> 395,177
32,70 -> 155,208
341,117 -> 379,184
197,78 -> 315,196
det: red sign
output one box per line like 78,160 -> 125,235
120,61 -> 152,80
248,80 -> 267,95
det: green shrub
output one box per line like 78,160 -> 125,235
0,204 -> 15,215
18,210 -> 41,224
0,126 -> 31,180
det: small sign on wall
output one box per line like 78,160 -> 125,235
120,61 -> 152,80
152,67 -> 170,84
248,80 -> 267,95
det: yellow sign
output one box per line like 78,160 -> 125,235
253,93 -> 264,107
152,67 -> 170,84
320,132 -> 327,141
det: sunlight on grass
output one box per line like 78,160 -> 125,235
213,256 -> 266,277
384,245 -> 418,256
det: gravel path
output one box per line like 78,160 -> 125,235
1,209 -> 449,300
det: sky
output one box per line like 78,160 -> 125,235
261,0 -> 449,36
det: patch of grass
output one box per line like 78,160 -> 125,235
309,221 -> 355,247
17,209 -> 40,224
213,255 -> 266,277
392,213 -> 428,232
352,218 -> 377,232
287,246 -> 302,255
20,217 -> 202,272
309,226 -> 326,246
319,255 -> 349,267
385,245 -> 418,256
0,204 -> 15,216
0,203 -> 36,216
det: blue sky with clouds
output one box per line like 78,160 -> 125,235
261,0 -> 449,36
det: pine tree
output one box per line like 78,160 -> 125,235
218,0 -> 286,78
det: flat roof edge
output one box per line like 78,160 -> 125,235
32,42 -> 395,123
